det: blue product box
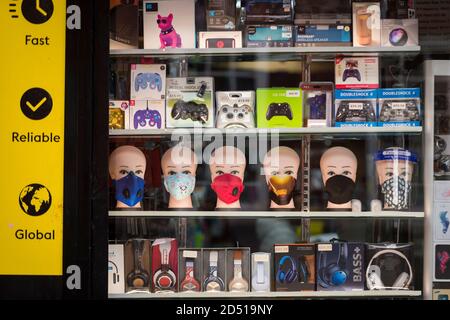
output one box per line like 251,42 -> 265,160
245,25 -> 293,47
334,89 -> 378,127
377,88 -> 421,127
294,24 -> 352,47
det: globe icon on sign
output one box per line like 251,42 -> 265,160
19,184 -> 52,216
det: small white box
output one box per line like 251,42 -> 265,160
352,2 -> 381,47
381,19 -> 419,47
435,202 -> 450,241
434,181 -> 450,201
198,31 -> 242,48
335,56 -> 379,89
130,64 -> 166,101
130,100 -> 165,130
108,244 -> 125,294
109,100 -> 130,130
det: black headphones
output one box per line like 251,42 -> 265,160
127,239 -> 150,288
109,260 -> 120,284
318,243 -> 348,288
298,256 -> 310,283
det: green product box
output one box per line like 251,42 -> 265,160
256,88 -> 303,128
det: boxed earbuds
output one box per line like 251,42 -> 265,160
226,248 -> 251,292
251,252 -> 271,292
124,239 -> 151,292
178,249 -> 203,292
108,244 -> 125,294
381,19 -> 419,47
300,82 -> 333,127
202,249 -> 227,292
152,238 -> 178,293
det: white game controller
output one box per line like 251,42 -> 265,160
216,91 -> 255,129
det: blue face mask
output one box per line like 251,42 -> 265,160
164,173 -> 196,201
114,172 -> 145,207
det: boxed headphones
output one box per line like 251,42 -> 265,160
216,91 -> 256,128
130,100 -> 165,130
202,249 -> 227,292
178,249 -> 202,292
251,252 -> 271,292
109,100 -> 130,130
152,238 -> 178,292
108,244 -> 125,294
274,243 -> 315,291
245,25 -> 294,47
124,239 -> 151,292
334,89 -> 378,127
130,64 -> 167,101
365,243 -> 414,290
381,19 -> 419,47
377,88 -> 421,127
198,31 -> 243,48
242,0 -> 293,24
316,242 -> 365,291
206,0 -> 237,31
300,82 -> 333,127
226,248 -> 251,292
335,57 -> 379,89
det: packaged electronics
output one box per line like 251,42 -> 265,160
166,77 -> 215,128
178,249 -> 202,292
108,244 -> 125,294
245,25 -> 293,47
380,0 -> 416,19
294,24 -> 351,47
316,242 -> 365,291
124,239 -> 151,292
198,31 -> 243,48
434,244 -> 450,281
130,64 -> 166,101
226,248 -> 251,292
381,19 -> 419,47
294,0 -> 352,24
203,249 -> 226,292
256,88 -> 303,128
216,91 -> 256,128
110,0 -> 139,49
377,88 -> 421,127
435,136 -> 450,176
300,82 -> 333,127
130,100 -> 165,130
334,89 -> 377,127
242,0 -> 293,24
365,243 -> 414,290
335,56 -> 379,89
274,243 -> 315,291
143,0 -> 196,49
109,100 -> 130,130
251,252 -> 271,292
206,0 -> 237,31
352,2 -> 381,47
152,238 -> 178,292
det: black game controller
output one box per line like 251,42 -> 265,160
379,100 -> 419,122
266,103 -> 293,120
171,100 -> 209,124
342,68 -> 361,82
335,101 -> 376,122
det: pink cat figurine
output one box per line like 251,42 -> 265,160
157,13 -> 182,49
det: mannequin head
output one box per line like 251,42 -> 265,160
109,145 -> 147,208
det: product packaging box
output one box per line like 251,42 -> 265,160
243,0 -> 293,24
352,2 -> 381,47
124,239 -> 151,292
434,244 -> 450,281
202,249 -> 227,292
226,248 -> 251,292
316,242 -> 365,291
166,77 -> 215,128
433,289 -> 450,300
206,0 -> 236,31
274,243 -> 315,291
294,24 -> 352,47
110,0 -> 139,49
152,238 -> 178,293
178,249 -> 203,292
109,100 -> 130,130
143,0 -> 196,49
130,100 -> 165,130
216,91 -> 255,128
108,244 -> 125,294
256,88 -> 303,128
335,56 -> 379,89
300,82 -> 333,127
245,25 -> 293,47
366,243 -> 414,290
198,31 -> 242,48
334,89 -> 377,127
434,202 -> 450,241
130,64 -> 166,101
381,19 -> 419,47
251,252 -> 271,292
377,88 -> 421,127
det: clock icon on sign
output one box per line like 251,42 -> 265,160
21,0 -> 54,24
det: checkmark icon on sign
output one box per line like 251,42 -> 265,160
26,97 -> 48,112
20,88 -> 53,120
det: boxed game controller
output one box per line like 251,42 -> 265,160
381,19 -> 419,47
124,239 -> 151,292
216,91 -> 255,128
226,248 -> 251,292
256,88 -> 303,128
108,244 -> 125,294
130,64 -> 166,101
110,0 -> 139,49
334,89 -> 377,127
202,249 -> 227,292
166,77 -> 215,128
206,0 -> 237,31
352,2 -> 381,47
109,100 -> 130,130
300,82 -> 333,127
294,24 -> 352,47
143,0 -> 196,49
178,249 -> 203,292
274,243 -> 315,291
198,31 -> 242,48
335,56 -> 379,89
245,25 -> 293,47
152,238 -> 178,293
377,88 -> 421,127
130,100 -> 165,130
243,0 -> 293,24
316,242 -> 365,291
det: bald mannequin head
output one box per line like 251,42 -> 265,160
263,146 -> 300,183
320,146 -> 357,184
209,146 -> 246,181
161,146 -> 197,176
109,145 -> 146,180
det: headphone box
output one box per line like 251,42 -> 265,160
206,0 -> 236,31
245,25 -> 294,48
129,100 -> 166,130
381,19 -> 418,47
130,64 -> 167,101
352,2 -> 381,47
335,56 -> 379,89
202,249 -> 227,292
251,252 -> 271,292
226,248 -> 251,292
152,238 -> 178,293
377,88 -> 421,127
198,31 -> 243,48
300,82 -> 333,127
178,249 -> 203,292
334,89 -> 378,127
316,242 -> 365,291
109,100 -> 130,130
108,244 -> 125,294
124,239 -> 151,292
166,77 -> 215,128
274,243 -> 315,291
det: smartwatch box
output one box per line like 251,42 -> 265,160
110,0 -> 139,49
124,239 -> 151,292
245,25 -> 293,47
352,2 -> 381,47
166,77 -> 215,128
381,19 -> 419,47
334,89 -> 378,127
274,243 -> 315,291
377,88 -> 421,127
198,31 -> 242,48
316,242 -> 365,291
109,100 -> 130,130
152,238 -> 178,293
226,248 -> 251,292
130,100 -> 166,130
143,0 -> 196,49
243,0 -> 293,24
251,252 -> 271,292
335,56 -> 379,89
108,244 -> 125,294
294,24 -> 352,47
206,0 -> 237,31
130,64 -> 167,101
300,82 -> 333,127
202,249 -> 227,292
256,88 -> 303,128
178,249 -> 203,292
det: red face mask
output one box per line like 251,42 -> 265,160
211,174 -> 244,204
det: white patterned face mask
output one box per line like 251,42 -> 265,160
381,176 -> 412,210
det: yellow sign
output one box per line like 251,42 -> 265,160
0,0 -> 65,275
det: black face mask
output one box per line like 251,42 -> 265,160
325,175 -> 356,204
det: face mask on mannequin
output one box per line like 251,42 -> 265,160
268,176 -> 296,206
325,175 -> 356,204
164,173 -> 196,201
211,174 -> 244,204
114,172 -> 145,207
381,176 -> 411,210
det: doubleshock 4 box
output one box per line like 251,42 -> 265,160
198,31 -> 242,48
294,24 -> 352,47
335,56 -> 379,89
206,0 -> 237,31
334,89 -> 377,127
378,88 -> 421,127
316,242 -> 365,291
109,100 -> 130,130
130,100 -> 165,130
256,88 -> 303,128
245,25 -> 293,47
130,64 -> 166,101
